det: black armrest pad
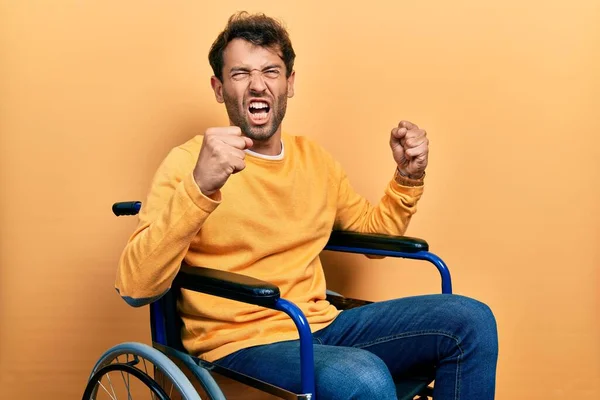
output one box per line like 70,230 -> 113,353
112,201 -> 141,216
173,264 -> 280,307
325,231 -> 429,253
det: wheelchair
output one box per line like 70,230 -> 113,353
82,201 -> 453,400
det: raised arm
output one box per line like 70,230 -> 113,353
334,120 -> 429,235
115,128 -> 253,307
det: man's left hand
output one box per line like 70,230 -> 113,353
390,120 -> 429,179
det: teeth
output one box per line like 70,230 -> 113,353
252,111 -> 268,120
249,101 -> 269,109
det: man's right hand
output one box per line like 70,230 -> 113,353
193,127 -> 253,198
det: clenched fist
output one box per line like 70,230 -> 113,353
194,127 -> 253,197
390,120 -> 429,179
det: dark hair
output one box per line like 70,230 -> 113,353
208,12 -> 296,81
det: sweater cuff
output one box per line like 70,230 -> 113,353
183,172 -> 221,213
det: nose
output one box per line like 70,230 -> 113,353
248,71 -> 267,93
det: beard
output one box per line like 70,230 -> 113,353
222,91 -> 288,142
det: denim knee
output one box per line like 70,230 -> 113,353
448,295 -> 499,359
317,349 -> 397,400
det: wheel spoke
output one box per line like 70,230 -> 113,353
114,356 -> 133,400
157,366 -> 165,398
97,380 -> 118,400
114,355 -> 132,399
142,358 -> 156,400
106,373 -> 118,400
126,354 -> 132,400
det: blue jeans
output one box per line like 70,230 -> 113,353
215,294 -> 498,399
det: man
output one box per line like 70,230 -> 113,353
116,12 -> 498,399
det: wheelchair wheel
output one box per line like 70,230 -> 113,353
83,342 -> 202,400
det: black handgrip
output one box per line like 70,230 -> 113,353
112,201 -> 142,216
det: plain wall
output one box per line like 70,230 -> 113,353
1,1 -> 599,398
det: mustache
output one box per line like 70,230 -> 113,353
244,95 -> 272,103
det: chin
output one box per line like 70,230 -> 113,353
244,125 -> 277,141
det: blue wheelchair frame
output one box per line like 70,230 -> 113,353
113,201 -> 453,399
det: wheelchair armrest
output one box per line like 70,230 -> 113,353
326,231 -> 429,253
112,201 -> 141,216
173,264 -> 280,308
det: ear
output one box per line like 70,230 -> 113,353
286,70 -> 296,98
211,76 -> 225,103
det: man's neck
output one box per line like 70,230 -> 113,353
248,132 -> 283,156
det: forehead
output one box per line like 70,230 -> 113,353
222,38 -> 284,70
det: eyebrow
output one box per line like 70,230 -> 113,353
229,64 -> 283,74
262,64 -> 283,70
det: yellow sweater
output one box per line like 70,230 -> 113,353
115,133 -> 424,361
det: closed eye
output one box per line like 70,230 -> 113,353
231,72 -> 250,81
263,69 -> 281,79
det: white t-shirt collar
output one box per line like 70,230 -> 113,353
244,141 -> 284,160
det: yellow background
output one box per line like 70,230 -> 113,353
1,1 -> 598,398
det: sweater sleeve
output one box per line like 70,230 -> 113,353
333,164 -> 424,235
115,145 -> 220,307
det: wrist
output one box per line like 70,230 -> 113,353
394,168 -> 425,187
397,167 -> 425,181
194,176 -> 219,200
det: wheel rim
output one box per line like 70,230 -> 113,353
83,352 -> 187,399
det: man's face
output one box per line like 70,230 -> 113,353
211,38 -> 295,142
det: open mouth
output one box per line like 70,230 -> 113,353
247,100 -> 271,125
